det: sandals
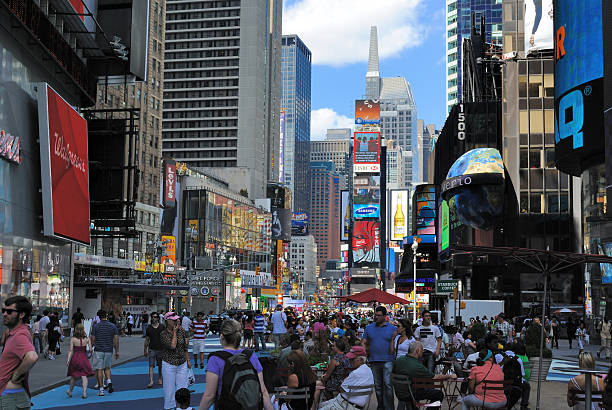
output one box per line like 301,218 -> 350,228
66,390 -> 72,398
146,383 -> 154,388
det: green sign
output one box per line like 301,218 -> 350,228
441,200 -> 449,251
436,279 -> 458,294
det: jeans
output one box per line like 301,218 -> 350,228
370,361 -> 394,410
142,323 -> 148,338
521,381 -> 531,407
273,333 -> 284,349
162,361 -> 188,409
33,334 -> 40,354
461,394 -> 506,410
254,332 -> 267,351
420,350 -> 435,373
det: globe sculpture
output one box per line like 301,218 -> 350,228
445,148 -> 505,231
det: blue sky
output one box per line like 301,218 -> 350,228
283,0 -> 448,140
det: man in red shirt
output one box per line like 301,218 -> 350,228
0,296 -> 38,409
190,312 -> 207,368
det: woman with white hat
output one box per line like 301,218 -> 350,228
160,311 -> 191,409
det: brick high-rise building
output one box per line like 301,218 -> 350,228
310,161 -> 341,272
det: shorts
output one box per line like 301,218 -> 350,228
244,329 -> 253,338
93,351 -> 113,370
148,349 -> 163,367
0,390 -> 30,409
192,339 -> 206,355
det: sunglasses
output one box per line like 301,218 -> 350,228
2,308 -> 19,315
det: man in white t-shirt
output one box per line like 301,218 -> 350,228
414,310 -> 442,372
38,310 -> 51,358
319,346 -> 374,410
270,305 -> 287,349
181,312 -> 192,334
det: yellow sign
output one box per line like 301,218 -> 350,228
161,235 -> 176,265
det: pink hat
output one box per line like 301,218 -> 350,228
164,311 -> 180,321
346,346 -> 367,359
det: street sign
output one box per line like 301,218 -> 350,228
436,279 -> 459,295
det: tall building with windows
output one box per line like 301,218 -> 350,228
281,35 -> 312,213
415,120 -> 438,183
163,0 -> 282,199
365,26 -> 417,189
290,235 -> 318,299
310,161 -> 341,272
310,129 -> 351,189
446,0 -> 503,113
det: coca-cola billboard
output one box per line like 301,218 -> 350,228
38,83 -> 90,245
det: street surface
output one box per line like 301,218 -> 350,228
28,336 -> 607,409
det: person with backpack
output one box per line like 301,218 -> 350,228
198,319 -> 273,410
160,311 -> 191,409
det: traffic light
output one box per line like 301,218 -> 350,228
209,297 -> 215,302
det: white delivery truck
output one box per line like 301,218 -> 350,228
445,299 -> 505,326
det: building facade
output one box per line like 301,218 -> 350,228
162,0 -> 282,199
310,161 -> 341,272
281,35 -> 312,213
365,26 -> 417,189
446,0 -> 503,113
290,235 -> 317,300
415,120 -> 438,183
310,130 -> 351,190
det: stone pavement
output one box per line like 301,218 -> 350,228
29,333 -> 147,395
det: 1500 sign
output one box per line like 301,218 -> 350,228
0,130 -> 21,164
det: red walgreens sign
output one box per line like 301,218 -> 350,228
38,83 -> 90,245
163,159 -> 176,207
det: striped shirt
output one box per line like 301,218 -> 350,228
254,315 -> 266,333
192,320 -> 207,340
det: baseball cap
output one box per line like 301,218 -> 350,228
164,311 -> 180,321
346,346 -> 366,359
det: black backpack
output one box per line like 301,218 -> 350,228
209,350 -> 263,410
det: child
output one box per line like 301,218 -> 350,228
175,388 -> 193,410
576,321 -> 587,354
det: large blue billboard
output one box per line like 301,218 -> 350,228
553,0 -> 605,175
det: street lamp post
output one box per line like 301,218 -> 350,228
412,237 -> 419,324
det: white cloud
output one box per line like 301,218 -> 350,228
310,108 -> 354,140
283,0 -> 426,67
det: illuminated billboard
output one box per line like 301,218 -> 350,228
413,185 -> 436,236
291,212 -> 308,235
553,0 -> 604,176
355,99 -> 380,125
524,0 -> 554,53
353,131 -> 380,173
352,221 -> 380,267
38,83 -> 90,245
341,190 -> 350,241
353,204 -> 380,219
279,111 -> 285,182
390,190 -> 409,242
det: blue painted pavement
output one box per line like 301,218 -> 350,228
31,335 -> 272,409
546,359 -> 608,382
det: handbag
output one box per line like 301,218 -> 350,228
187,367 -> 195,385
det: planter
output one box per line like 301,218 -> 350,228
529,357 -> 552,382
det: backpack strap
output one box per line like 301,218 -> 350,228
241,349 -> 254,360
209,350 -> 233,362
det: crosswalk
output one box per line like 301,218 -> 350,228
31,335 -> 271,409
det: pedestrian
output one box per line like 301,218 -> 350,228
253,310 -> 267,351
144,312 -> 164,388
32,315 -> 42,354
319,338 -> 351,401
175,387 -> 193,410
160,311 -> 191,409
362,305 -> 396,410
390,319 -> 415,359
285,350 -> 317,410
66,323 -> 94,399
38,310 -> 50,358
191,312 -> 207,369
198,319 -> 273,410
71,307 -> 84,338
567,317 -> 577,349
126,312 -> 134,336
90,309 -> 119,396
576,321 -> 587,354
414,309 -> 442,372
141,311 -> 149,338
598,319 -> 611,360
46,315 -> 62,360
243,313 -> 254,348
493,314 -> 512,343
461,349 -> 507,409
0,296 -> 38,409
567,352 -> 604,409
551,316 -> 560,349
181,311 -> 192,335
271,304 -> 288,349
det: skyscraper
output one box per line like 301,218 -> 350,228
281,35 -> 312,213
365,26 -> 417,189
446,0 -> 503,113
310,161 -> 341,272
163,0 -> 282,199
415,120 -> 438,183
310,129 -> 351,189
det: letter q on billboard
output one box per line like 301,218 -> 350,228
37,83 -> 90,245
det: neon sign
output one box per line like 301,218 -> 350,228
0,130 -> 21,164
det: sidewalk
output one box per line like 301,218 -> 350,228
550,337 -> 612,367
29,334 -> 147,395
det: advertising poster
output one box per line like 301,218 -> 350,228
161,235 -> 176,265
414,186 -> 436,236
352,221 -> 380,267
340,190 -> 350,241
598,241 -> 612,285
524,0 -> 554,53
553,0 -> 604,176
355,99 -> 380,125
38,83 -> 90,245
441,200 -> 449,252
353,132 -> 380,172
271,208 -> 291,241
279,111 -> 285,183
352,204 -> 380,219
163,159 -> 176,207
390,190 -> 409,241
291,212 -> 308,235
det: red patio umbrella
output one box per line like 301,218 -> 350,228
344,288 -> 409,305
